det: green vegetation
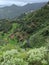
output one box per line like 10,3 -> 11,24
0,2 -> 49,65
0,45 -> 49,65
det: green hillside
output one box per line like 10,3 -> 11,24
0,2 -> 49,65
13,2 -> 49,48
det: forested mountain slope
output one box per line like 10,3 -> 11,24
14,2 -> 49,47
0,2 -> 49,48
0,2 -> 49,65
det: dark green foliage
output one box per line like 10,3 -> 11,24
0,19 -> 12,33
14,2 -> 49,43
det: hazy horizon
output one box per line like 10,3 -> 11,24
0,0 -> 49,6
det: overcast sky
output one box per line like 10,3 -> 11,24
0,0 -> 49,6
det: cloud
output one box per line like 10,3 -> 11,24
0,0 -> 27,6
3,0 -> 49,3
0,0 -> 49,6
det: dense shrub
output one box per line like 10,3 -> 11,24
0,49 -> 28,65
0,20 -> 12,33
27,47 -> 48,65
0,47 -> 48,65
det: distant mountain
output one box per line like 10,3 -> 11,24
0,5 -> 4,8
0,2 -> 47,19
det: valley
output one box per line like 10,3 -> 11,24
0,2 -> 49,65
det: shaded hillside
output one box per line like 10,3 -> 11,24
0,2 -> 46,19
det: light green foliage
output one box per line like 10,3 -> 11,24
27,47 -> 48,65
0,49 -> 28,65
0,47 -> 48,65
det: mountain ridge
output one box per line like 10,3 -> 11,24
0,2 -> 47,19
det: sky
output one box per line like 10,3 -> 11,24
0,0 -> 49,6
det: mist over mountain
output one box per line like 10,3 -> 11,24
0,2 -> 47,19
